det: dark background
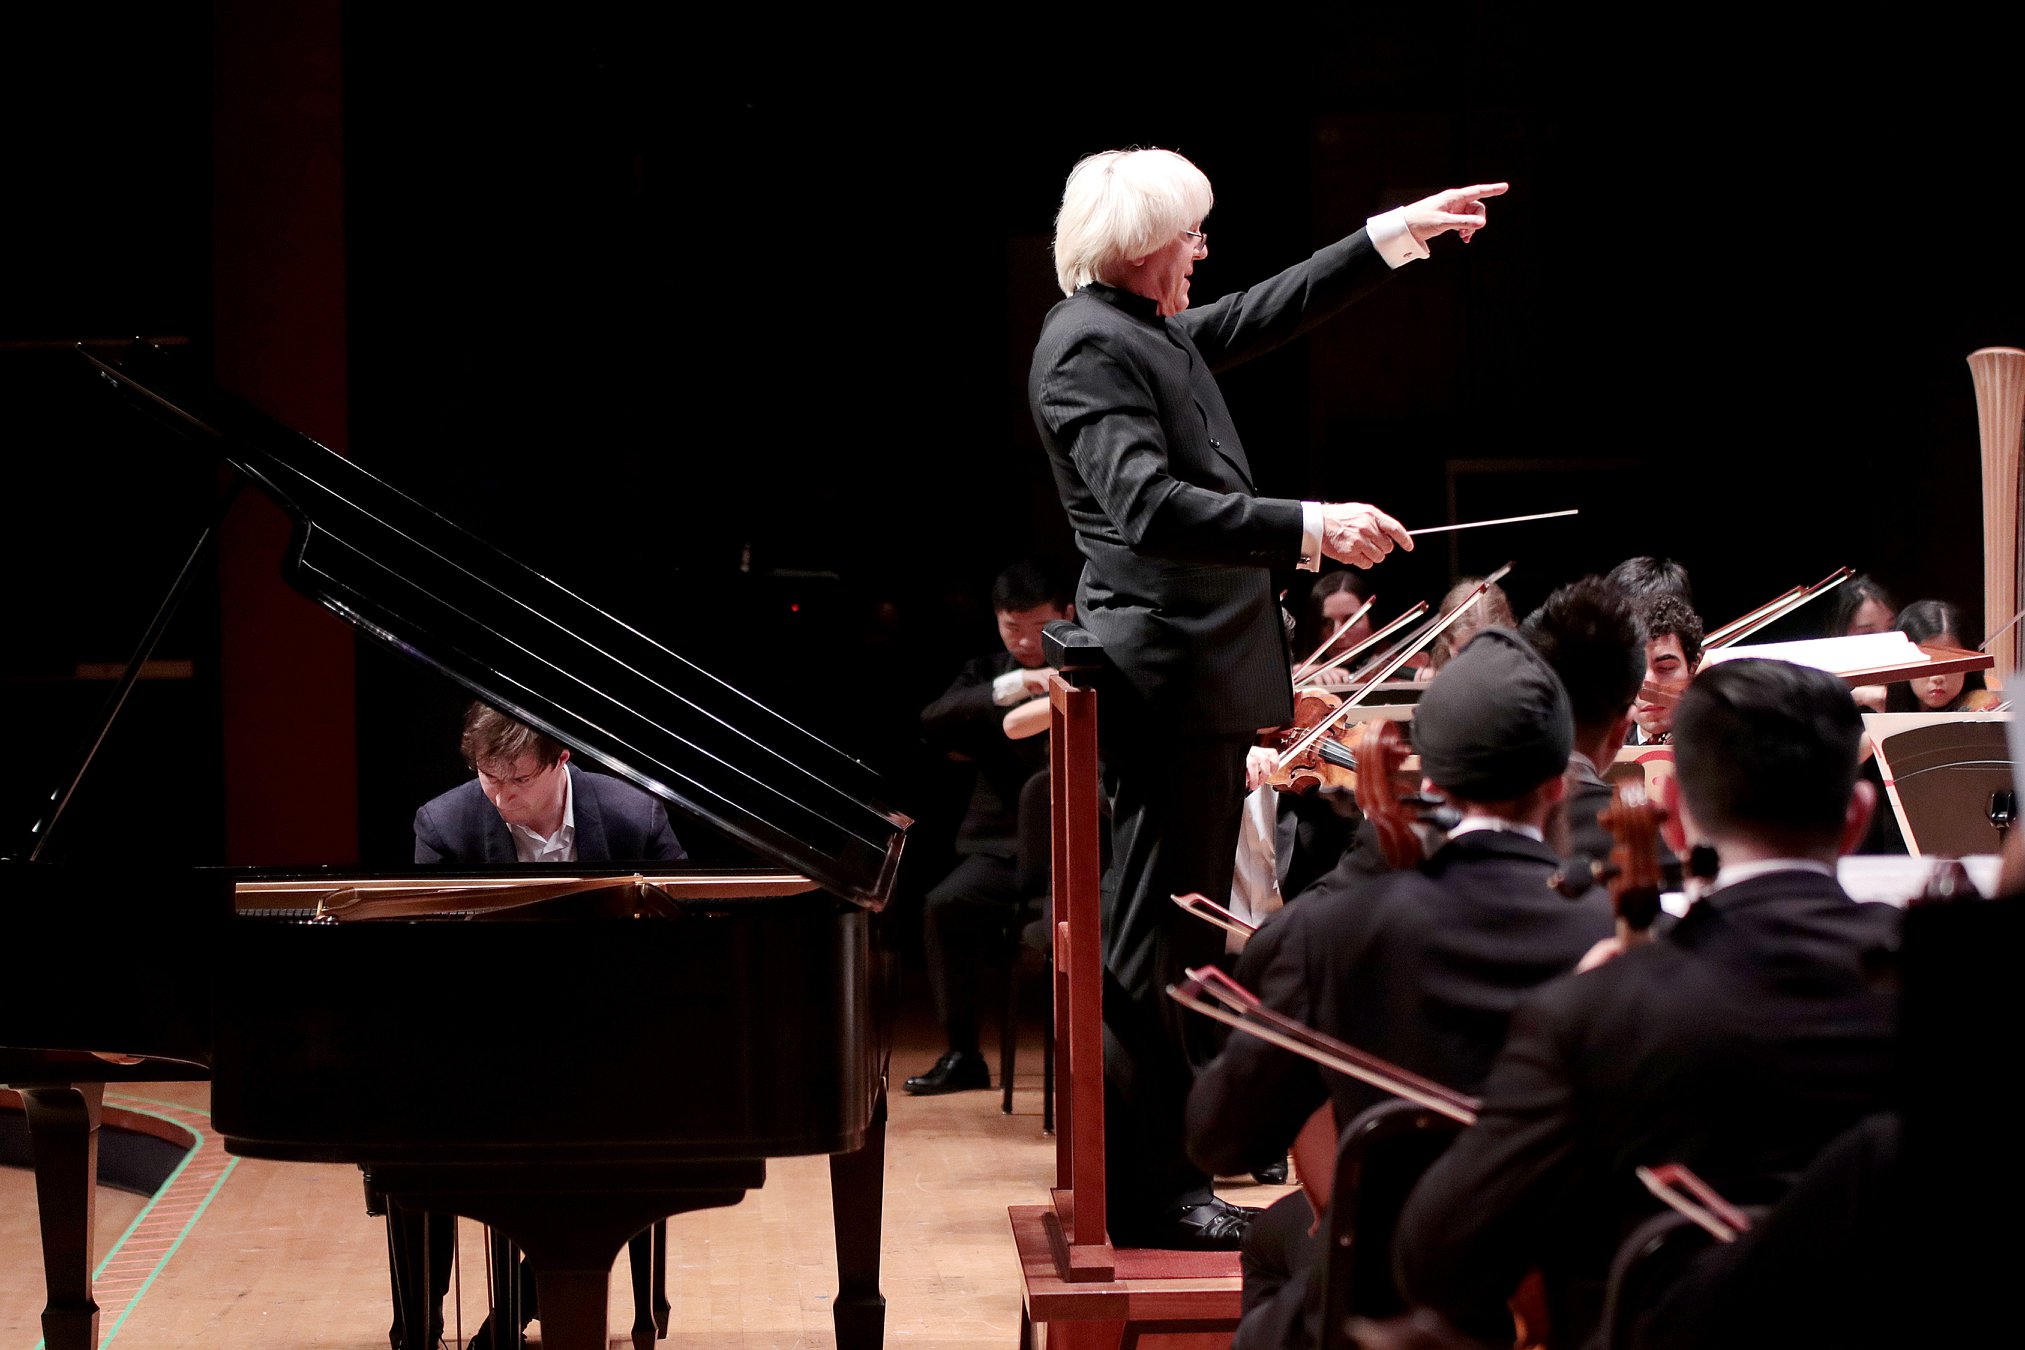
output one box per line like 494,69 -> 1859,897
5,6 -> 2022,911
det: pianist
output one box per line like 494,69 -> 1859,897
413,702 -> 687,865
393,701 -> 687,1350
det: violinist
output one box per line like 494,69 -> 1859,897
1298,571 -> 1377,681
1404,576 -> 1516,683
1828,573 -> 1898,638
1184,629 -> 1615,1350
1395,659 -> 1901,1350
1518,578 -> 1645,865
1627,594 -> 1703,745
1029,145 -> 1502,1249
905,562 -> 1070,1096
1858,599 -> 1991,713
1605,555 -> 1693,604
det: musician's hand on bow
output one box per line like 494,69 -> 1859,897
1403,181 -> 1509,246
1245,744 -> 1280,792
1320,503 -> 1413,568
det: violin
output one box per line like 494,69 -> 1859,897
1350,718 -> 1423,870
1268,688 -> 1362,794
1550,778 -> 1671,952
1260,701 -> 1450,868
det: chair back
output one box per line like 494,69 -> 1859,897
1598,1209 -> 1760,1350
1318,1100 -> 1467,1350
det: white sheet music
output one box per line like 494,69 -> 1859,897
1699,631 -> 1926,675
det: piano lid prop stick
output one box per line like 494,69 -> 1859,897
1406,508 -> 1578,537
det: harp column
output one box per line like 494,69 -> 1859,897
1970,347 -> 2025,687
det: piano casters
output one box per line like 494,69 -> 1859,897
15,1081 -> 107,1350
828,1085 -> 890,1350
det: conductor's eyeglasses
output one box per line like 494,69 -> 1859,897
1181,228 -> 1208,254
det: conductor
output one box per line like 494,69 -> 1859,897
1028,147 -> 1504,1247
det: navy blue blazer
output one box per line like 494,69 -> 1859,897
413,763 -> 687,865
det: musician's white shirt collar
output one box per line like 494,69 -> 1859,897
508,766 -> 576,863
1709,857 -> 1834,893
1449,814 -> 1544,844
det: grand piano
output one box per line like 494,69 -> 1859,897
0,343 -> 910,1350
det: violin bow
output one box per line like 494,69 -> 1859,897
1277,563 -> 1515,773
1171,891 -> 1259,938
1706,567 -> 1854,649
1979,598 -> 2025,653
1635,1163 -> 1752,1243
1168,965 -> 1479,1124
1292,598 -> 1375,679
1295,601 -> 1427,687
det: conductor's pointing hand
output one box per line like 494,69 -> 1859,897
1403,182 -> 1509,246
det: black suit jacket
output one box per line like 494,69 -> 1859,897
920,651 -> 1050,858
1394,869 -> 1901,1349
1187,829 -> 1616,1179
412,764 -> 687,865
1028,233 -> 1393,734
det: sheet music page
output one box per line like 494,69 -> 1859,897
1700,631 -> 1924,674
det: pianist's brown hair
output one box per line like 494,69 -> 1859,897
460,702 -> 566,771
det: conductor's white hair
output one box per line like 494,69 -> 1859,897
1052,148 -> 1214,297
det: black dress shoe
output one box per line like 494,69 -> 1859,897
903,1049 -> 991,1095
1251,1158 -> 1290,1185
1121,1196 -> 1261,1251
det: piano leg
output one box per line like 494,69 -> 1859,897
651,1218 -> 670,1337
20,1081 -> 105,1350
829,1084 -> 889,1350
487,1226 -> 523,1350
626,1226 -> 654,1350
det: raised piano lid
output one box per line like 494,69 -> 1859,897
82,343 -> 909,908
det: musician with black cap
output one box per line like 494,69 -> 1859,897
1184,628 -> 1616,1350
1394,658 -> 1901,1350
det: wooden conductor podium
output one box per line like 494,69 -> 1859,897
1010,622 -> 1245,1350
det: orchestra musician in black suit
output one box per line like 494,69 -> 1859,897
394,702 -> 686,1350
1394,658 -> 1901,1349
1625,594 -> 1702,747
1517,577 -> 1646,865
903,561 -> 1068,1095
1028,144 -> 1505,1248
1185,629 -> 1615,1350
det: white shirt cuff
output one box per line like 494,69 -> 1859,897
1368,206 -> 1429,269
1299,502 -> 1324,571
991,669 -> 1031,706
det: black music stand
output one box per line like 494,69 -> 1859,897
1865,714 -> 2015,856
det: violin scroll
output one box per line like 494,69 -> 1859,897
1596,780 -> 1669,937
1352,718 -> 1422,870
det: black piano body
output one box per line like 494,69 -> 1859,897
1,343 -> 909,1350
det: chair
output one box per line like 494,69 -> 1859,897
1316,1101 -> 1468,1350
997,766 -> 1054,1128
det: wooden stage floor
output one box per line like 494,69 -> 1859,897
2,1006 -> 1289,1349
